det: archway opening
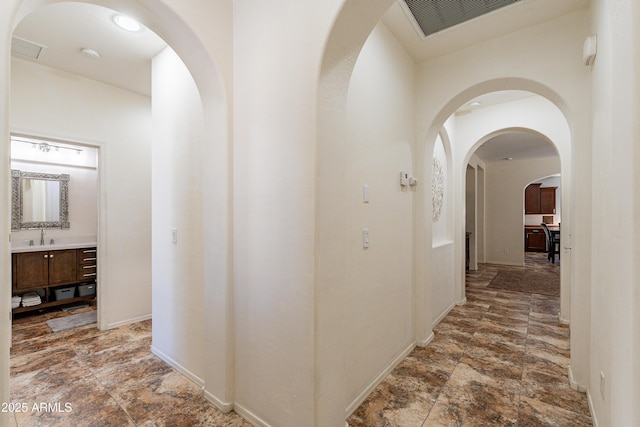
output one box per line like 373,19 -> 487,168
4,0 -> 233,421
318,1 -> 582,424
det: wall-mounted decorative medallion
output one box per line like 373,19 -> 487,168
432,157 -> 444,222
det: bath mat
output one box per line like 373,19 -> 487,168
61,303 -> 90,312
46,311 -> 97,332
487,270 -> 559,297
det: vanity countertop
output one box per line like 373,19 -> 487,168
11,242 -> 97,253
11,236 -> 97,253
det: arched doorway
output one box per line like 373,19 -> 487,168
0,0 -> 233,421
451,95 -> 571,324
317,1 -> 588,423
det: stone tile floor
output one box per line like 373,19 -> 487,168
348,253 -> 592,426
10,253 -> 591,426
9,302 -> 250,427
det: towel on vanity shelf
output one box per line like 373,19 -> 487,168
21,292 -> 41,307
12,296 -> 21,309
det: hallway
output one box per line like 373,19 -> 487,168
9,254 -> 591,426
349,253 -> 592,426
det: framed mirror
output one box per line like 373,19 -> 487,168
11,170 -> 70,230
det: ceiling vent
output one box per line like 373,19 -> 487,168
11,36 -> 47,60
402,0 -> 523,38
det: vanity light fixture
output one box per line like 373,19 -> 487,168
112,14 -> 142,32
24,140 -> 82,155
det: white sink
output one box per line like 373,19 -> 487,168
11,235 -> 97,253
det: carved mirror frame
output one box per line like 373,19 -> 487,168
11,169 -> 70,230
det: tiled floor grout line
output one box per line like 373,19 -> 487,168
77,346 -> 140,427
421,276 -> 496,427
514,295 -> 534,426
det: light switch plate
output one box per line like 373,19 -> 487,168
400,172 -> 409,186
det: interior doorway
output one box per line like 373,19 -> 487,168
9,134 -> 99,337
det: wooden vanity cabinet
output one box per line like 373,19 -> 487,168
13,249 -> 77,290
12,247 -> 97,313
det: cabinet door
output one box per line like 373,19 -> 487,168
525,184 -> 541,214
540,187 -> 556,214
14,252 -> 48,290
48,250 -> 78,286
525,230 -> 547,252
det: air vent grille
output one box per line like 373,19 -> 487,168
11,36 -> 47,60
403,0 -> 523,37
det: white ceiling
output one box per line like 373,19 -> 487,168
11,1 -> 585,160
382,0 -> 589,63
473,131 -> 558,163
12,2 -> 166,96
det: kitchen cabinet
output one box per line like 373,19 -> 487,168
525,184 -> 556,214
539,187 -> 557,214
12,247 -> 97,313
525,226 -> 547,252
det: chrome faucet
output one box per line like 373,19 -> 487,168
40,228 -> 45,246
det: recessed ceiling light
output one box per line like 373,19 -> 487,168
502,157 -> 514,161
80,48 -> 100,60
113,14 -> 142,32
469,101 -> 481,108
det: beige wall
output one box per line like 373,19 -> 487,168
588,0 -> 640,425
151,46 -> 205,387
10,58 -> 152,330
484,157 -> 561,264
343,22 -> 416,410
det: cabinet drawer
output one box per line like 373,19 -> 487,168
79,265 -> 97,280
76,248 -> 97,282
79,248 -> 97,263
79,256 -> 97,265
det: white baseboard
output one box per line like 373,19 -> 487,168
149,346 -> 235,417
432,301 -> 456,328
568,365 -> 587,392
456,298 -> 467,306
150,345 -> 204,388
416,332 -> 434,348
344,342 -> 415,418
587,390 -> 599,427
234,403 -> 272,427
568,366 -> 597,425
203,389 -> 234,414
559,316 -> 570,325
106,313 -> 152,330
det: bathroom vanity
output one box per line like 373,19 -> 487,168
9,167 -> 98,313
11,244 -> 97,314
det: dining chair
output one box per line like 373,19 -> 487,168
540,223 -> 560,263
